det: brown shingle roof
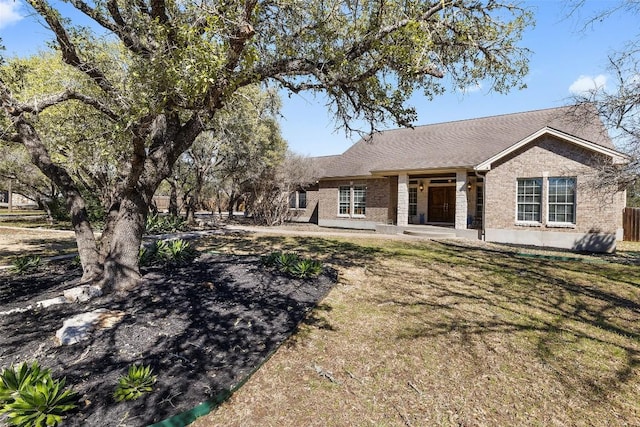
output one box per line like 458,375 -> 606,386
313,105 -> 613,178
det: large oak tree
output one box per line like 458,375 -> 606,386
0,0 -> 532,291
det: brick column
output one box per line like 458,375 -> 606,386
455,169 -> 468,230
397,173 -> 409,226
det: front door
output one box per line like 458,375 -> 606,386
428,186 -> 456,223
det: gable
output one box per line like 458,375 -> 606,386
474,127 -> 628,172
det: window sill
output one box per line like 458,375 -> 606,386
546,223 -> 576,229
337,214 -> 366,219
289,208 -> 306,211
515,221 -> 542,227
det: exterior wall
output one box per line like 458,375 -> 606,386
288,184 -> 320,223
317,177 -> 390,229
484,136 -> 625,252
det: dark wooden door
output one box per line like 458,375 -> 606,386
428,187 -> 456,223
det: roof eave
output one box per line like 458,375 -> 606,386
370,166 -> 475,176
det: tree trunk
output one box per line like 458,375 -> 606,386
228,192 -> 236,219
101,191 -> 148,292
99,201 -> 120,263
186,171 -> 202,225
12,118 -> 102,282
168,180 -> 179,216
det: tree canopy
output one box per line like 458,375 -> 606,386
0,0 -> 533,291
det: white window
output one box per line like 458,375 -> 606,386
338,184 -> 366,217
353,185 -> 366,216
339,186 -> 350,215
548,177 -> 576,224
517,178 -> 542,222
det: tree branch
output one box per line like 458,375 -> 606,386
27,0 -> 124,104
15,89 -> 119,121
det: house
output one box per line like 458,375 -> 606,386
289,105 -> 628,252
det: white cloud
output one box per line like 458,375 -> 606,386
568,74 -> 607,95
0,0 -> 23,30
459,82 -> 483,94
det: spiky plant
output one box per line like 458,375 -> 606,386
274,252 -> 301,274
11,256 -> 41,274
0,362 -> 50,406
289,259 -> 323,279
4,378 -> 77,427
113,364 -> 157,402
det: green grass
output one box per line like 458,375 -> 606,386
194,234 -> 640,427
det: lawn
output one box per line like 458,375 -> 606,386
192,234 -> 640,426
0,227 -> 77,266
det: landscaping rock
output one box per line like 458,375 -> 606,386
36,296 -> 67,309
55,309 -> 126,346
63,285 -> 103,302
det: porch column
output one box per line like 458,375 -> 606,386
455,169 -> 468,230
397,173 -> 409,227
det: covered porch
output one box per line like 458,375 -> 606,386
380,169 -> 484,239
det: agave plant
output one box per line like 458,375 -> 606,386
0,362 -> 50,406
113,364 -> 157,402
289,259 -> 323,279
11,256 -> 41,274
4,378 -> 78,427
145,214 -> 187,234
260,251 -> 282,268
166,239 -> 197,265
274,252 -> 301,274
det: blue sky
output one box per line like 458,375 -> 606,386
1,1 -> 637,156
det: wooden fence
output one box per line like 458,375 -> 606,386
623,207 -> 640,241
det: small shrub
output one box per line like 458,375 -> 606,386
113,364 -> 157,402
11,256 -> 41,274
145,214 -> 187,234
260,251 -> 283,268
0,362 -> 77,427
0,362 -> 50,406
164,239 -> 197,265
139,239 -> 197,267
289,259 -> 323,279
261,251 -> 323,279
138,246 -> 154,268
274,252 -> 301,273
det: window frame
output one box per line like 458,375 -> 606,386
408,187 -> 418,217
516,178 -> 543,224
338,186 -> 351,216
288,190 -> 307,210
338,184 -> 366,218
547,177 -> 576,225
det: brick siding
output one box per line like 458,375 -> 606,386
485,136 -> 624,234
317,178 -> 390,224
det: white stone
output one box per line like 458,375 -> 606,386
63,285 -> 102,302
55,309 -> 125,346
0,305 -> 32,316
36,296 -> 68,309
